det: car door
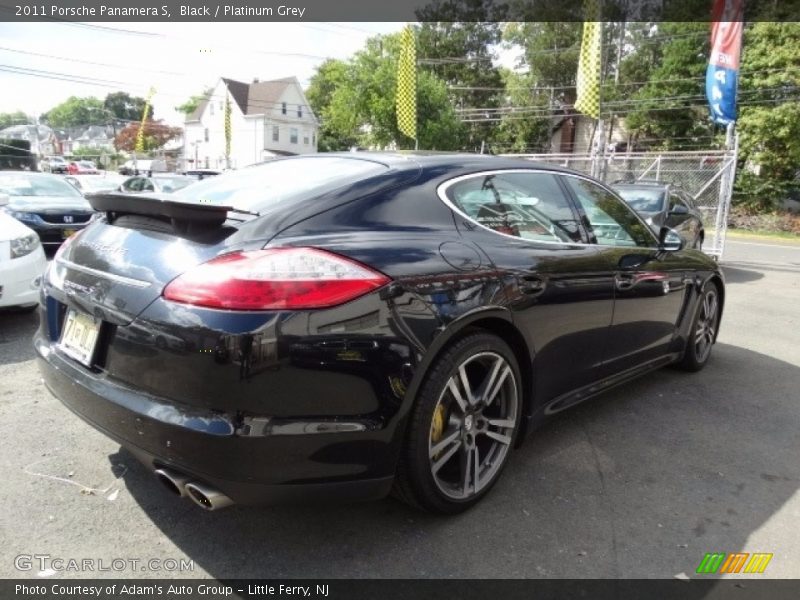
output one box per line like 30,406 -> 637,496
441,169 -> 615,407
561,175 -> 690,376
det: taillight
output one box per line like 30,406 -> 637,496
163,247 -> 390,310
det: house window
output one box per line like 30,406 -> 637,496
303,134 -> 309,145
297,105 -> 302,118
272,125 -> 279,142
290,128 -> 298,144
204,128 -> 209,142
312,132 -> 316,146
282,102 -> 287,115
209,103 -> 214,116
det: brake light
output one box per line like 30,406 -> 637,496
163,247 -> 390,310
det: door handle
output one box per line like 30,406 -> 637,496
614,273 -> 635,291
518,274 -> 546,295
615,272 -> 669,291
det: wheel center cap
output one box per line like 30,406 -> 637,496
464,415 -> 474,432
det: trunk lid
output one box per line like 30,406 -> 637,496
49,194 -> 247,325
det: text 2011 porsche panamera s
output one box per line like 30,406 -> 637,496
35,153 -> 724,514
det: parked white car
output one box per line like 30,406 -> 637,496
0,192 -> 46,310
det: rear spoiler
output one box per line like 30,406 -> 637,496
87,192 -> 235,227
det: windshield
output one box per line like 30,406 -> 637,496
78,161 -> 95,168
0,174 -> 84,198
173,156 -> 387,211
614,187 -> 666,213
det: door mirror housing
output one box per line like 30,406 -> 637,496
0,193 -> 8,207
669,204 -> 689,216
659,227 -> 684,252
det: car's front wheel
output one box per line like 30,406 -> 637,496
394,332 -> 522,514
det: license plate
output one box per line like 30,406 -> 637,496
58,310 -> 101,367
62,229 -> 77,239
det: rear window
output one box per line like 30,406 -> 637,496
173,157 -> 387,211
614,187 -> 666,213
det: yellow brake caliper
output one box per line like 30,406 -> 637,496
431,403 -> 447,446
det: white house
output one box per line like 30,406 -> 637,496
183,76 -> 319,169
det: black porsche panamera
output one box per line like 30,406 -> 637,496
35,153 -> 724,514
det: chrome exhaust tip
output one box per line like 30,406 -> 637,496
184,481 -> 234,511
154,468 -> 192,498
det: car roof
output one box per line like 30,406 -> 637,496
612,180 -> 672,189
266,152 -> 590,178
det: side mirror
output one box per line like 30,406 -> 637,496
659,226 -> 684,252
669,204 -> 689,216
0,193 -> 8,207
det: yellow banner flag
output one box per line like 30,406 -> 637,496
396,25 -> 417,141
224,95 -> 232,164
135,87 -> 156,153
574,1 -> 602,119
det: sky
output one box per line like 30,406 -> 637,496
0,22 -> 410,125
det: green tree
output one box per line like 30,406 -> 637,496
41,96 -> 107,128
488,70 -> 552,153
0,111 -> 30,129
734,22 -> 800,211
103,92 -> 148,122
175,87 -> 213,116
306,59 -> 359,151
415,1 -> 504,150
306,32 -> 465,151
621,22 -> 714,149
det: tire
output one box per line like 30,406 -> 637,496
393,332 -> 522,514
677,281 -> 720,372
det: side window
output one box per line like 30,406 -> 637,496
141,179 -> 155,192
444,172 -> 583,243
668,192 -> 684,212
123,178 -> 141,192
563,177 -> 656,248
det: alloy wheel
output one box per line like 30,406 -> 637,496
428,351 -> 518,501
694,289 -> 718,362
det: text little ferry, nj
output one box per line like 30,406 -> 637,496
16,584 -> 329,597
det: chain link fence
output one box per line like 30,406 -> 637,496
500,150 -> 737,259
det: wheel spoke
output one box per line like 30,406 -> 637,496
695,326 -> 705,344
484,365 -> 511,408
432,437 -> 462,474
484,430 -> 512,445
471,446 -> 481,493
458,364 -> 474,406
460,443 -> 473,495
474,356 -> 503,405
487,418 -> 515,429
706,294 -> 717,321
429,428 -> 461,459
446,377 -> 469,413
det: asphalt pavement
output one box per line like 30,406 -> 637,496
0,240 -> 798,580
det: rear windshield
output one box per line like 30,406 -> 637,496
0,174 -> 83,198
173,157 -> 387,211
614,187 -> 666,213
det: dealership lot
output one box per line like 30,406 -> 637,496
0,239 -> 798,580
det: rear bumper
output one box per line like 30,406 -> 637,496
34,334 -> 398,505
